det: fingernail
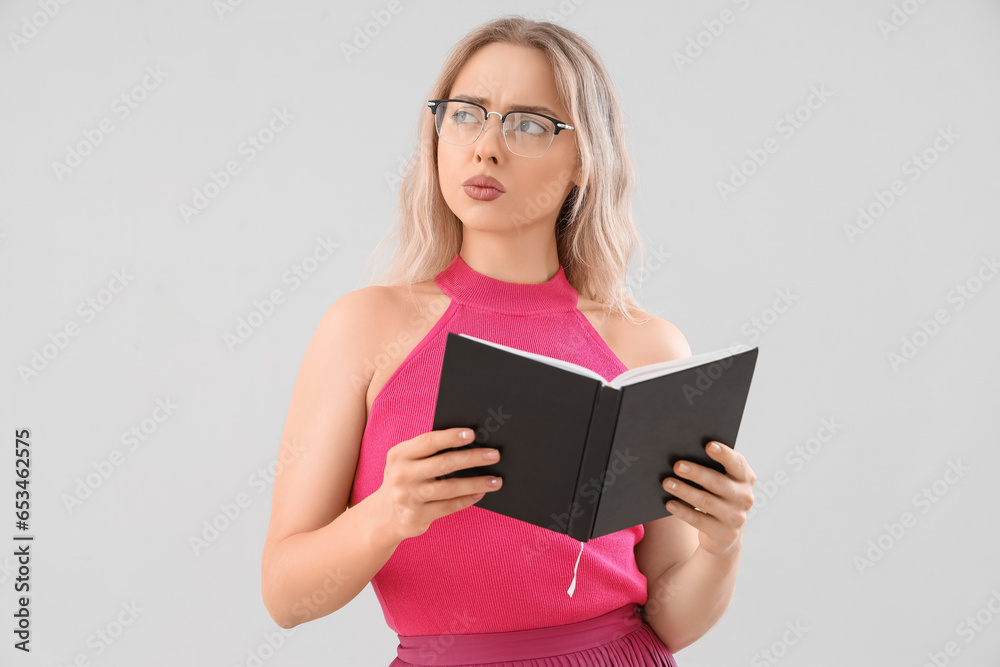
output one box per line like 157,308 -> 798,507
483,449 -> 499,461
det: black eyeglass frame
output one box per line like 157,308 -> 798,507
426,98 -> 576,158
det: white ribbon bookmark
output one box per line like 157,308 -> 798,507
567,540 -> 585,597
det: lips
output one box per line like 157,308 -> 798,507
462,175 -> 505,193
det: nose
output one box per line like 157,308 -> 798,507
475,111 -> 506,156
481,111 -> 505,139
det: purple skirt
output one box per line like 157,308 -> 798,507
389,603 -> 678,667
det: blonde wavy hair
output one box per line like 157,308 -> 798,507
363,14 -> 652,325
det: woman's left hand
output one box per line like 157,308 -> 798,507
662,441 -> 757,558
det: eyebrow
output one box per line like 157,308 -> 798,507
451,93 -> 561,119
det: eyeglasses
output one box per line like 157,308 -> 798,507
427,98 -> 576,159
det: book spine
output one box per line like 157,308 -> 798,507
567,383 -> 623,542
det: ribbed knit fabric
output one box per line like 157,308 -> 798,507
350,252 -> 648,636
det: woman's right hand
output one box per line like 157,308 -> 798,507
373,427 -> 503,543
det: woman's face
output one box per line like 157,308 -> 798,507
437,42 -> 579,234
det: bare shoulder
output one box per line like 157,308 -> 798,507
321,279 -> 441,353
577,296 -> 692,369
327,278 -> 451,418
616,308 -> 693,367
322,283 -> 395,327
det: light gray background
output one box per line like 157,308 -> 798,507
2,1 -> 999,665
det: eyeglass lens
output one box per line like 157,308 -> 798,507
434,101 -> 556,158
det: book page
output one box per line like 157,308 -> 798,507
608,344 -> 752,389
458,333 -> 606,382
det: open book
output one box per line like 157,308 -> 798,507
430,332 -> 759,542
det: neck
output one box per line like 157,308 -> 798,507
458,235 -> 560,285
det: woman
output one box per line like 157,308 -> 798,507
261,15 -> 757,666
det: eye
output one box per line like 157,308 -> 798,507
450,109 -> 478,124
510,115 -> 550,136
523,119 -> 544,132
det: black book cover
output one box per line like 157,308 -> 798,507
431,332 -> 759,542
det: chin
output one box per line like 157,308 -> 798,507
456,211 -> 514,230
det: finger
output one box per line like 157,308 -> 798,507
663,476 -> 723,517
419,427 -> 477,458
673,459 -> 735,498
417,474 -> 500,504
665,498 -> 724,536
423,441 -> 501,481
424,489 -> 487,517
667,498 -> 743,551
705,441 -> 754,483
666,474 -> 752,530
